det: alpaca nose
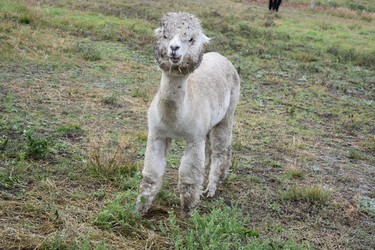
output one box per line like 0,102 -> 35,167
170,45 -> 180,56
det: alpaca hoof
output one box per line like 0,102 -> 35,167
136,202 -> 149,215
182,208 -> 193,218
204,183 -> 217,197
181,201 -> 199,217
136,196 -> 151,215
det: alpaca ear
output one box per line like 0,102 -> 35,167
154,27 -> 163,37
197,33 -> 210,45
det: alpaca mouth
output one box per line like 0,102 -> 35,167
169,56 -> 182,65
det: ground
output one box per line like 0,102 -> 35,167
0,0 -> 374,249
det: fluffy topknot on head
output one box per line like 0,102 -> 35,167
157,12 -> 202,41
154,12 -> 210,75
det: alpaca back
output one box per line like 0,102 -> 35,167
187,52 -> 240,127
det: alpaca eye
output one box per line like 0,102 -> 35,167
163,35 -> 168,39
189,38 -> 194,43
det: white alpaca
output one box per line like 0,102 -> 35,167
136,12 -> 240,214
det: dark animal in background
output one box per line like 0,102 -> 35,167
269,0 -> 282,11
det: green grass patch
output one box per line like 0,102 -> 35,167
347,148 -> 366,160
56,124 -> 84,138
160,205 -> 305,249
101,93 -> 118,106
357,195 -> 375,217
41,6 -> 154,49
95,190 -> 144,233
283,166 -> 305,180
281,185 -> 332,204
76,43 -> 102,61
0,172 -> 22,189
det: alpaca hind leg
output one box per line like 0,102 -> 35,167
204,118 -> 233,197
204,133 -> 212,184
137,137 -> 170,214
178,140 -> 205,215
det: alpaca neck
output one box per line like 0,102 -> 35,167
157,71 -> 189,126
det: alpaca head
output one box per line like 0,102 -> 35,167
154,12 -> 210,75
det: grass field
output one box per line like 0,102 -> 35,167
1,0 -> 374,249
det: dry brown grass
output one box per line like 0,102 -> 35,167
87,134 -> 140,180
1,179 -> 124,249
329,7 -> 375,21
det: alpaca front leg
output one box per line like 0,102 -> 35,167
137,137 -> 169,214
178,141 -> 205,214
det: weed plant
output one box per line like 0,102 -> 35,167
76,43 -> 102,61
25,131 -> 49,159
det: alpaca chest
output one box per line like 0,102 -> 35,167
154,103 -> 207,139
158,99 -> 179,126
